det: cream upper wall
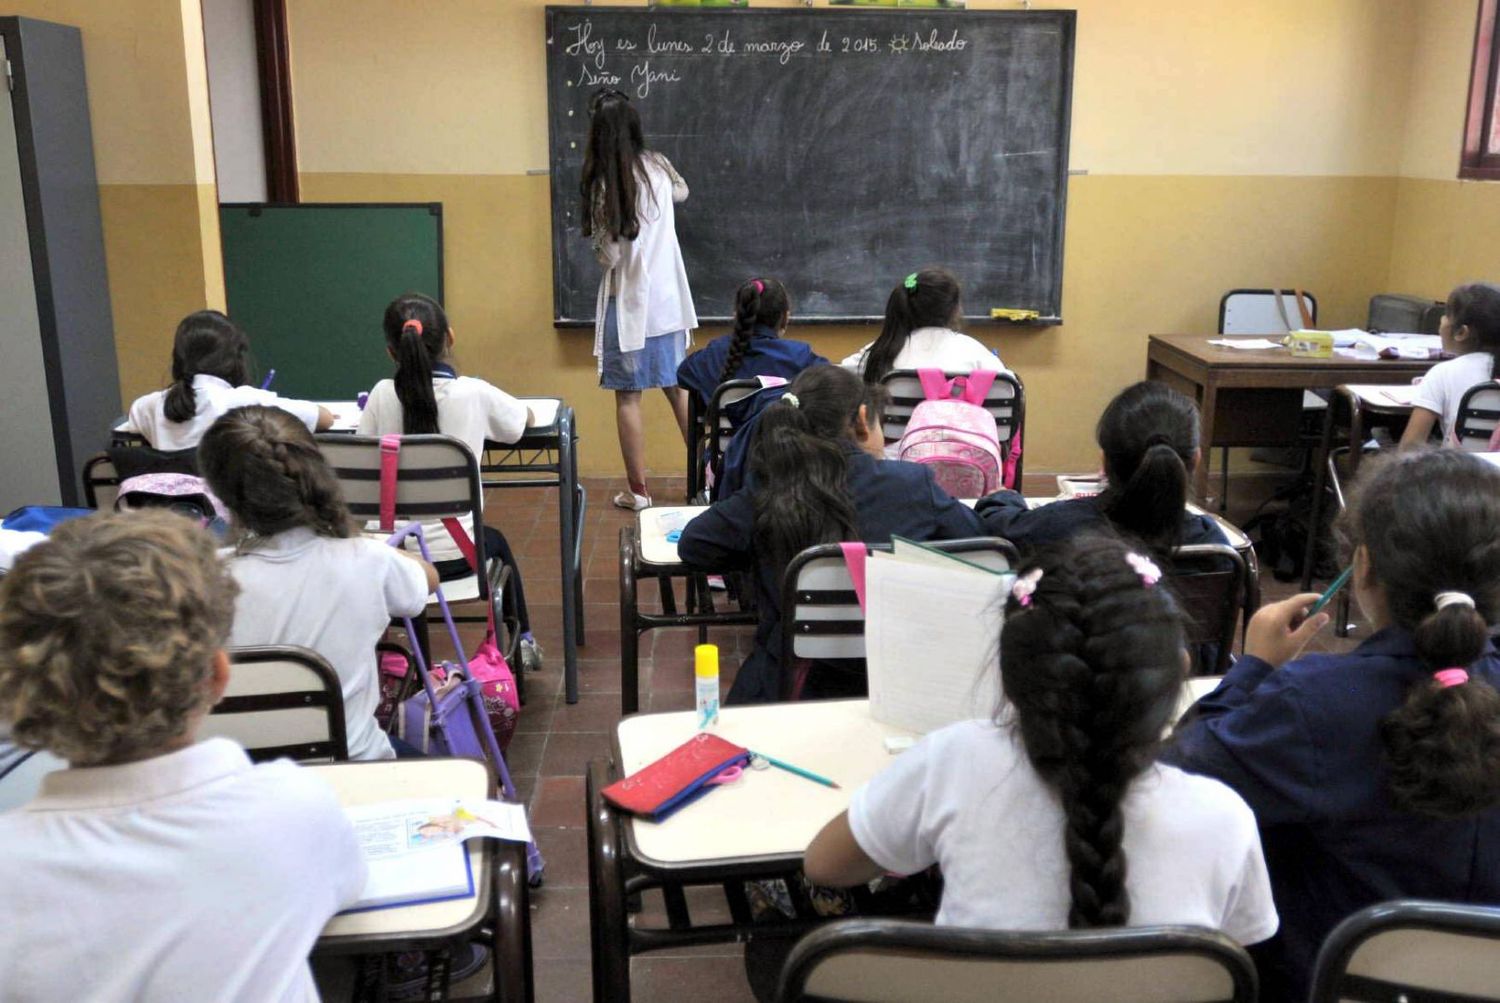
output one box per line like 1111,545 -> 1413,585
6,0 -> 213,184
290,0 -> 1419,179
1400,0 -> 1479,180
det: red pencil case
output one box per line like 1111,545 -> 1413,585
602,733 -> 750,822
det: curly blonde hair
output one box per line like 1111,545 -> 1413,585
0,510 -> 237,766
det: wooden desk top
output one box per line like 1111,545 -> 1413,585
1148,334 -> 1436,374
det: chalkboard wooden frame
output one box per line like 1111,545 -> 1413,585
545,6 -> 1075,328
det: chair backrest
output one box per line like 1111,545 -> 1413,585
1218,288 -> 1318,334
781,538 -> 1018,673
316,433 -> 487,587
776,919 -> 1258,1003
203,645 -> 348,762
81,453 -> 121,511
1310,900 -> 1500,1003
1453,381 -> 1500,451
687,377 -> 767,501
878,370 -> 1025,449
1167,544 -> 1248,675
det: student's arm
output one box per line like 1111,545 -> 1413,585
922,469 -> 988,538
805,813 -> 884,887
483,384 -> 530,444
314,405 -> 335,431
382,543 -> 437,611
659,154 -> 689,203
972,490 -> 1041,542
839,345 -> 871,372
395,548 -> 440,593
677,493 -> 756,571
1399,406 -> 1439,448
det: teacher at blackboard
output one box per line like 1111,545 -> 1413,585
581,90 -> 696,511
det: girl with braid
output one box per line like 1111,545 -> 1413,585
200,405 -> 438,760
806,535 -> 1277,944
1169,449 -> 1500,999
676,277 -> 826,414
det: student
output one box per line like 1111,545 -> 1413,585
0,510 -> 365,1001
805,536 -> 1277,944
841,268 -> 1004,384
581,88 -> 696,511
1400,282 -> 1500,447
1167,449 -> 1500,1000
678,365 -> 986,703
358,292 -> 542,669
122,309 -> 333,451
976,381 -> 1226,558
676,277 -> 826,412
200,405 -> 438,761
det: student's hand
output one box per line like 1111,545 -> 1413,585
1244,593 -> 1329,668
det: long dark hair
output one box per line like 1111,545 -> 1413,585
860,268 -> 964,384
750,366 -> 886,575
163,310 -> 251,423
1340,450 -> 1500,818
382,292 -> 449,435
1446,282 -> 1500,380
1000,536 -> 1187,928
1095,381 -> 1198,556
580,89 -> 654,242
718,277 -> 792,387
199,405 -> 353,541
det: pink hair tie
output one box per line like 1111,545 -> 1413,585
752,279 -> 765,295
1434,668 -> 1470,688
402,319 -> 424,336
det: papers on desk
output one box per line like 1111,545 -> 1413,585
1207,338 -> 1283,351
521,398 -> 561,428
1345,383 -> 1419,408
341,798 -> 531,913
864,539 -> 1008,735
317,400 -> 364,432
1333,331 -> 1443,360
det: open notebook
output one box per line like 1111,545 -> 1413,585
864,538 -> 1012,735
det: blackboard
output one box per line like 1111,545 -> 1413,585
220,203 -> 443,400
545,6 -> 1074,325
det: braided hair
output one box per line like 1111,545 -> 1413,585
718,278 -> 792,388
199,405 -> 354,543
999,536 -> 1187,927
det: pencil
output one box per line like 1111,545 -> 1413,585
753,751 -> 840,789
1307,565 -> 1354,617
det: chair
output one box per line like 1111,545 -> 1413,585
878,370 -> 1026,487
775,919 -> 1258,1003
203,645 -> 348,762
81,453 -> 121,511
1168,544 -> 1249,675
1453,381 -> 1500,451
686,377 -> 779,502
780,537 -> 1018,700
1309,900 -> 1500,1003
315,433 -> 517,671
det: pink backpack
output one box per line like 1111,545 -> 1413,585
896,369 -> 1004,498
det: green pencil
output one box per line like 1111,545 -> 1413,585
753,751 -> 841,790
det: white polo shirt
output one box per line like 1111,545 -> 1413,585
841,327 -> 1007,378
848,720 -> 1278,945
1410,351 -> 1494,443
357,375 -> 530,563
0,738 -> 365,1002
226,529 -> 430,760
124,374 -> 323,451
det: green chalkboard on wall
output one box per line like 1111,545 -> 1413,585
219,203 -> 444,400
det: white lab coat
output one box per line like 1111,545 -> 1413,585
592,152 -> 697,357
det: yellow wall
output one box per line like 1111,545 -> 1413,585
10,0 -> 223,403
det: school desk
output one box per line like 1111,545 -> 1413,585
1145,335 -> 1435,507
587,686 -> 1224,1003
1300,384 -> 1418,593
311,757 -> 533,1003
620,505 -> 756,715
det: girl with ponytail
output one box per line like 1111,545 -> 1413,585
676,277 -> 826,412
807,536 -> 1277,945
1169,449 -> 1500,1000
678,365 -> 986,703
123,310 -> 332,450
842,268 -> 1006,384
1400,281 -> 1500,447
200,405 -> 438,761
359,292 -> 542,669
977,380 -> 1225,558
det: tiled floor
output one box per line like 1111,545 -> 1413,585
425,471 -> 1368,1002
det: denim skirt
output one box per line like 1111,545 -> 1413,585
598,297 -> 686,391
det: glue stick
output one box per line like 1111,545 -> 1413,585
695,644 -> 720,730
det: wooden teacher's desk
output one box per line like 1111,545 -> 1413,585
1145,335 -> 1434,504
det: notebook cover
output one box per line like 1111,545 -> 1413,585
603,732 -> 749,821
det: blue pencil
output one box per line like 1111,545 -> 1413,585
1307,565 -> 1353,618
752,751 -> 840,789
260,369 -> 276,390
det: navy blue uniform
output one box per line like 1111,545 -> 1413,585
974,491 -> 1227,553
676,326 -> 826,412
678,444 -> 986,703
1165,629 -> 1500,1000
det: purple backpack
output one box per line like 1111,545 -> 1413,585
896,369 -> 1004,498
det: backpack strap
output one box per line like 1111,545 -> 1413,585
378,435 -> 401,531
916,368 -> 952,402
956,369 -> 998,406
440,517 -> 480,572
839,542 -> 867,614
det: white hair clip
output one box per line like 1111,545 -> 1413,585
1436,591 -> 1476,610
783,393 -> 800,409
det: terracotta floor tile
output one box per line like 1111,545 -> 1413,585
530,775 -> 587,829
541,731 -> 613,778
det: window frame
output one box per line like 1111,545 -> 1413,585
1462,0 -> 1500,180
